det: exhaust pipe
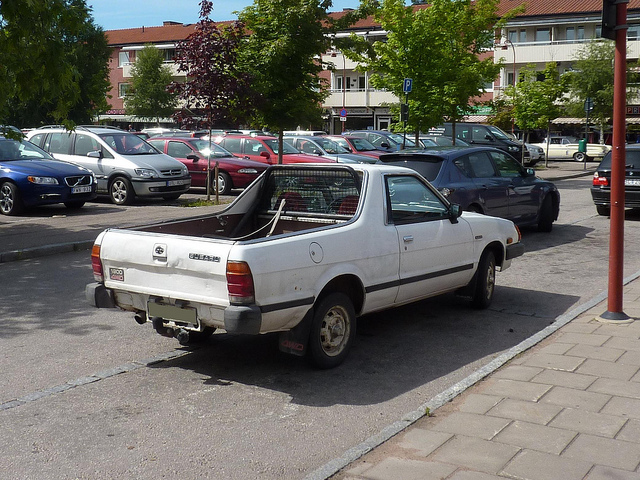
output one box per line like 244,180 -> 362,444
134,312 -> 147,325
151,317 -> 175,338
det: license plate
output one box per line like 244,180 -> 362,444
148,301 -> 197,324
166,179 -> 190,187
72,185 -> 92,194
625,178 -> 640,186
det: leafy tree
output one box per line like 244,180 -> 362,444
565,41 -> 640,142
125,45 -> 177,125
237,0 -> 373,163
0,0 -> 111,128
170,0 -> 250,201
503,62 -> 568,165
351,0 -> 520,144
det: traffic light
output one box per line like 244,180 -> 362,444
400,103 -> 409,122
601,0 -> 627,40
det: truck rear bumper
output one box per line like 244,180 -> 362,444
86,282 -> 116,308
224,305 -> 262,334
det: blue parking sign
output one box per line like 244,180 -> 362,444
403,78 -> 413,93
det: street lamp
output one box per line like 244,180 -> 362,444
501,39 -> 516,134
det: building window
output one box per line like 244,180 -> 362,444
628,26 -> 640,39
118,83 -> 130,98
536,28 -> 551,43
162,48 -> 176,62
508,30 -> 517,43
595,25 -> 602,38
358,76 -> 366,91
118,51 -> 130,67
519,30 -> 527,43
566,27 -> 575,41
507,72 -> 515,86
577,26 -> 585,39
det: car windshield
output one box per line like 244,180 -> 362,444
600,150 -> 640,169
312,138 -> 350,154
386,133 -> 416,148
188,139 -> 234,158
347,137 -> 378,151
486,126 -> 512,141
0,138 -> 53,161
99,133 -> 158,155
264,139 -> 299,154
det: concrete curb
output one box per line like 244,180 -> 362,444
304,268 -> 640,480
0,239 -> 95,263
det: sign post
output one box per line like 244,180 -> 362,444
402,78 -> 412,149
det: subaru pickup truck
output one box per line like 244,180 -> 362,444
86,164 -> 524,368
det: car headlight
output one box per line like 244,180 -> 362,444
27,176 -> 58,185
134,168 -> 157,178
238,168 -> 258,174
182,166 -> 188,175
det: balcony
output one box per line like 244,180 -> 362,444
324,89 -> 399,108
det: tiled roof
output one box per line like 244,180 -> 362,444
105,1 -> 640,45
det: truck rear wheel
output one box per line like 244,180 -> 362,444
307,293 -> 355,369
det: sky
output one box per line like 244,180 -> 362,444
88,0 -> 363,31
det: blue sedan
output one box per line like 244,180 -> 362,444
0,135 -> 97,215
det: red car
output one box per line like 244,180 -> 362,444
212,134 -> 334,165
148,137 -> 267,195
325,135 -> 387,159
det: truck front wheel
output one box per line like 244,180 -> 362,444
307,293 -> 355,369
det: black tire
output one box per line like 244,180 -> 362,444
596,204 -> 611,216
64,201 -> 85,209
307,292 -> 356,369
537,195 -> 554,232
573,152 -> 587,162
209,171 -> 232,195
109,176 -> 135,205
0,181 -> 24,215
176,327 -> 216,346
471,250 -> 496,309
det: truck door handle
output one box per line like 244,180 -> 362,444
403,235 -> 414,243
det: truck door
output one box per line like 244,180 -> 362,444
386,175 -> 475,304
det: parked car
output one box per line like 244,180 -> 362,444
591,145 -> 640,216
26,126 -> 191,205
525,143 -> 545,166
212,134 -> 334,165
283,135 -> 378,163
531,136 -> 611,162
0,132 -> 96,215
418,135 -> 470,148
148,137 -> 267,195
324,135 -> 387,159
379,146 -> 560,231
435,123 -> 530,164
343,130 -> 417,151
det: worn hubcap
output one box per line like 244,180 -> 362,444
319,306 -> 350,356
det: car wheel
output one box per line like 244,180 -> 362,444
209,171 -> 232,195
596,204 -> 611,216
0,181 -> 24,215
109,176 -> 134,205
537,195 -> 554,232
307,292 -> 356,369
573,152 -> 587,162
471,250 -> 496,309
64,201 -> 85,209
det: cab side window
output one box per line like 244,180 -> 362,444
48,132 -> 73,154
221,138 -> 241,154
74,134 -> 101,156
245,138 -> 267,154
472,126 -> 491,142
386,175 -> 449,224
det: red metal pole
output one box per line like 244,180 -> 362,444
602,0 -> 630,321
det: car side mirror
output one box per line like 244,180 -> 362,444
260,151 -> 270,159
449,204 -> 462,224
187,154 -> 199,161
525,168 -> 535,176
87,150 -> 102,159
313,149 -> 323,155
380,142 -> 390,148
484,134 -> 494,141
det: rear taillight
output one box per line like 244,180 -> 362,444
593,172 -> 609,187
226,261 -> 255,304
91,244 -> 104,282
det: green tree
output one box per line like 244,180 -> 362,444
503,62 -> 568,165
351,0 -> 519,143
564,41 -> 640,142
0,0 -> 111,128
237,0 -> 372,162
125,45 -> 177,125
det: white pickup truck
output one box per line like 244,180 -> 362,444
86,164 -> 524,368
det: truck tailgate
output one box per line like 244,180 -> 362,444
99,229 -> 233,305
